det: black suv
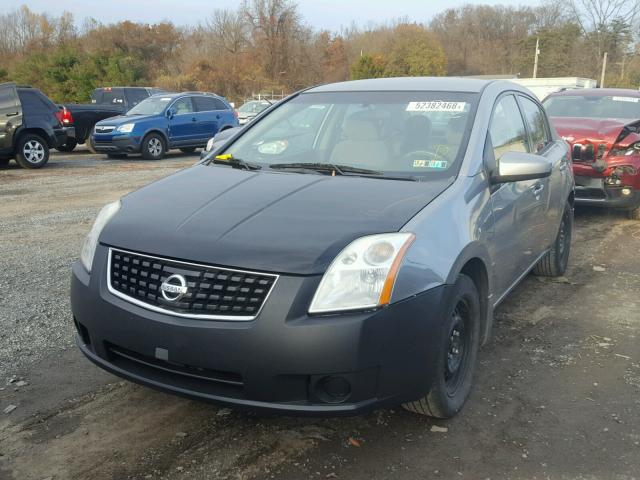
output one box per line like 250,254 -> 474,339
0,82 -> 72,168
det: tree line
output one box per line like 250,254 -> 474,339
0,0 -> 638,105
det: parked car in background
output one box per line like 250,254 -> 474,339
72,78 -> 573,418
236,99 -> 272,125
200,126 -> 243,159
544,88 -> 640,219
0,82 -> 73,168
91,92 -> 238,159
59,86 -> 164,152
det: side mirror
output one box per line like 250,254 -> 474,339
166,108 -> 175,119
490,151 -> 552,184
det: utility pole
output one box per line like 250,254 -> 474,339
600,52 -> 608,88
533,38 -> 540,78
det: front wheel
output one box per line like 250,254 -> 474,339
533,201 -> 573,277
15,134 -> 49,169
627,207 -> 640,220
402,274 -> 481,418
141,133 -> 165,160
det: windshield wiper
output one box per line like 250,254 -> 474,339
207,154 -> 262,171
269,162 -> 417,181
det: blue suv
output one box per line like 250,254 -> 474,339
91,92 -> 238,159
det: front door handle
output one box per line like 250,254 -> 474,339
191,117 -> 197,122
6,111 -> 19,117
531,183 -> 545,195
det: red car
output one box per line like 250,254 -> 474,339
543,88 -> 640,219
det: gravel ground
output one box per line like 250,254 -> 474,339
0,148 -> 638,480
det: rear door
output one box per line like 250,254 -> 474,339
0,84 -> 21,152
192,96 -> 220,141
486,94 -> 546,297
517,94 -> 565,247
168,96 -> 197,145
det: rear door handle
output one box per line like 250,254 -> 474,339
191,117 -> 197,122
6,111 -> 19,117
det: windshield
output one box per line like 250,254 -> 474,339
219,91 -> 477,179
543,94 -> 640,119
127,96 -> 173,115
238,101 -> 271,114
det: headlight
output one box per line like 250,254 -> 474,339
116,123 -> 135,133
80,200 -> 121,272
206,137 -> 215,152
309,233 -> 415,314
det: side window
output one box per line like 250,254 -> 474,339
125,88 -> 149,107
489,95 -> 529,160
213,98 -> 228,110
172,97 -> 194,115
519,96 -> 550,153
193,96 -> 220,112
0,85 -> 18,110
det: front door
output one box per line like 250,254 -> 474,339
168,97 -> 197,146
0,84 -> 22,153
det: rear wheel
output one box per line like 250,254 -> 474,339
402,274 -> 480,418
141,133 -> 165,160
627,207 -> 640,220
15,134 -> 49,169
533,201 -> 573,277
55,138 -> 78,152
179,147 -> 197,154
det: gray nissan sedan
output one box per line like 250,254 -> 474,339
71,78 -> 574,417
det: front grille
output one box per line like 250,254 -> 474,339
108,248 -> 278,320
95,126 -> 115,134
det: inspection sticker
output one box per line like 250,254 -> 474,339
413,159 -> 449,169
406,101 -> 466,112
612,96 -> 639,103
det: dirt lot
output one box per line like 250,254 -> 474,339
0,148 -> 638,480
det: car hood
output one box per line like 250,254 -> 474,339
101,165 -> 453,275
550,116 -> 640,147
96,114 -> 159,126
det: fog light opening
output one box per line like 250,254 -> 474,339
622,187 -> 632,196
315,376 -> 352,404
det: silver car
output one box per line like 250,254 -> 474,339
72,77 -> 573,418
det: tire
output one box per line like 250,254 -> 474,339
627,207 -> 640,220
533,201 -> 573,277
402,274 -> 481,418
179,147 -> 197,154
107,153 -> 127,159
15,134 -> 49,169
55,138 -> 78,152
141,133 -> 165,160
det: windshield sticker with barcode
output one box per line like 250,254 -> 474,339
413,159 -> 449,169
406,101 -> 467,112
612,96 -> 639,103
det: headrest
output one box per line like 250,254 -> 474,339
343,114 -> 380,141
405,115 -> 432,136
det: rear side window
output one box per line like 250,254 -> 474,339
0,85 -> 18,110
194,96 -> 225,112
519,95 -> 550,153
125,88 -> 149,107
489,95 -> 529,160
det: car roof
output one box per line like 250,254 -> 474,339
148,91 -> 225,100
548,88 -> 640,98
306,77 -> 494,93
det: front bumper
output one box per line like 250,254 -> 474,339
574,175 -> 640,209
91,133 -> 142,154
71,245 -> 450,415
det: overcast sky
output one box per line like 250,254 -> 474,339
13,0 -> 534,30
